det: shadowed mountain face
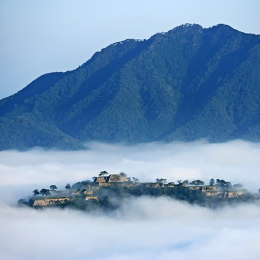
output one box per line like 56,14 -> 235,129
1,24 -> 260,150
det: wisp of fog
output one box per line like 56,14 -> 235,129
0,140 -> 260,259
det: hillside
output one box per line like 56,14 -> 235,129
19,173 -> 257,210
1,24 -> 260,150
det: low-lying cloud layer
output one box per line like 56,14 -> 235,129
1,197 -> 260,260
0,140 -> 260,259
1,140 -> 260,194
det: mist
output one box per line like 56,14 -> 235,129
0,140 -> 260,259
1,140 -> 260,196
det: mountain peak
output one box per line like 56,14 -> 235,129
176,23 -> 203,29
166,23 -> 203,35
0,25 -> 260,150
207,23 -> 254,35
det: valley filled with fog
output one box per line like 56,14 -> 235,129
1,140 -> 260,259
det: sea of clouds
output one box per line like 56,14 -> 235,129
0,140 -> 260,259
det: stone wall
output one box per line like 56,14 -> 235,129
108,174 -> 129,182
85,196 -> 98,201
33,197 -> 70,207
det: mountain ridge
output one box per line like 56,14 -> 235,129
1,24 -> 260,150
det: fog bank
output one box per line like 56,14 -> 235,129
0,140 -> 260,259
0,197 -> 260,260
0,140 -> 260,197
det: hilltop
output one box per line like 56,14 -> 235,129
1,24 -> 260,150
19,172 -> 259,210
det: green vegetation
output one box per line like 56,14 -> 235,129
1,24 -> 260,150
18,173 -> 260,211
65,183 -> 71,189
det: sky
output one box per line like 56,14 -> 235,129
0,0 -> 260,99
0,141 -> 260,259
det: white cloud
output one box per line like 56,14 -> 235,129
0,140 -> 260,259
0,140 -> 260,195
0,197 -> 260,260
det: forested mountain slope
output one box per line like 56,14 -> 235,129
1,24 -> 260,150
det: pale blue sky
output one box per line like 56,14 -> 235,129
1,0 -> 259,98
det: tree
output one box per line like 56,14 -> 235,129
119,172 -> 127,177
99,171 -> 108,177
190,180 -> 204,185
156,178 -> 167,184
81,189 -> 87,194
33,189 -> 40,196
216,179 -> 231,188
225,182 -> 231,188
132,177 -> 139,182
40,189 -> 50,196
177,180 -> 189,186
233,183 -> 243,189
209,178 -> 215,186
183,180 -> 190,185
50,185 -> 57,191
65,183 -> 71,189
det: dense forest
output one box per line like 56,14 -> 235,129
1,24 -> 260,150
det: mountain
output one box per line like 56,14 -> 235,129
1,24 -> 260,150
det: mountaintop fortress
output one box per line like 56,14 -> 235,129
19,172 -> 260,210
1,24 -> 260,150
